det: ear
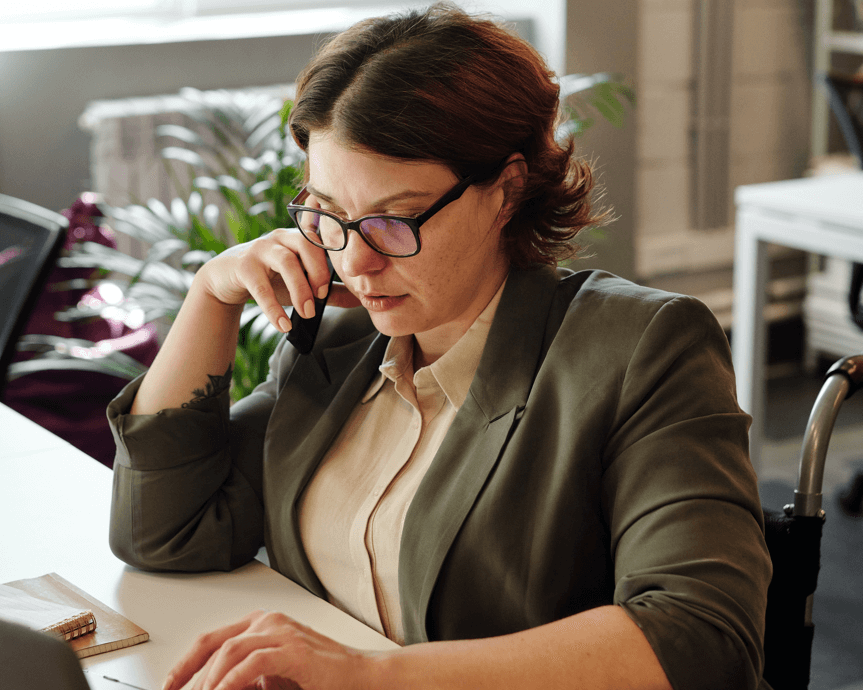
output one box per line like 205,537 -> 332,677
494,153 -> 528,228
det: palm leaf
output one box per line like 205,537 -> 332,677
10,335 -> 149,380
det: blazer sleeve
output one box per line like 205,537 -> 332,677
106,337 -> 293,572
601,294 -> 772,690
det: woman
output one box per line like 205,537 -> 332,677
107,4 -> 772,689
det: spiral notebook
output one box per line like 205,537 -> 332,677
0,584 -> 96,641
0,573 -> 149,658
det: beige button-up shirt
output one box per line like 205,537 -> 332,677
297,282 -> 505,643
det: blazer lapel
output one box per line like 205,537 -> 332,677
399,265 -> 563,642
263,328 -> 389,596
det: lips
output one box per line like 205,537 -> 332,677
358,293 -> 408,312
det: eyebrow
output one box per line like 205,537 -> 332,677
305,184 -> 437,213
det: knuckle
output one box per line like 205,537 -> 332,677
220,636 -> 245,655
194,630 -> 216,649
247,281 -> 273,299
263,610 -> 290,626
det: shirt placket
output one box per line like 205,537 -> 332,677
364,369 -> 448,638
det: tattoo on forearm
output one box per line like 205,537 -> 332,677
181,364 -> 233,408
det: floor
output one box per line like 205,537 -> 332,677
759,369 -> 863,690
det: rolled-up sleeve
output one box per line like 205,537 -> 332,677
603,296 -> 772,690
107,351 -> 281,572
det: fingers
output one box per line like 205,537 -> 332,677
163,614 -> 258,690
254,676 -> 302,690
234,229 -> 331,333
200,633 -> 289,690
189,612 -> 308,690
201,229 -> 363,334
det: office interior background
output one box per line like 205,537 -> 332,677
1,1 -> 862,688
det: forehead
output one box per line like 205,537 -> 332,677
306,131 -> 456,202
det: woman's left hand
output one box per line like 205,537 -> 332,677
162,610 -> 376,690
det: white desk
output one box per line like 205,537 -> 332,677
733,172 -> 863,470
0,403 -> 397,689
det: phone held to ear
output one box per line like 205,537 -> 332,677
286,259 -> 335,355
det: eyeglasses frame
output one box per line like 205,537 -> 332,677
286,172 -> 478,258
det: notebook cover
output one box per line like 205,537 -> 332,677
2,573 -> 149,659
0,583 -> 96,640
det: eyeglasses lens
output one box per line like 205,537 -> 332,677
359,217 -> 417,256
295,210 -> 344,249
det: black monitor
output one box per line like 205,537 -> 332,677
0,194 -> 67,397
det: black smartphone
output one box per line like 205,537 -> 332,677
286,259 -> 335,355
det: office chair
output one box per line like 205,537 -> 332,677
815,72 -> 863,516
0,194 -> 67,399
761,353 -> 863,690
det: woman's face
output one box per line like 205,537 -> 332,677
306,131 -> 511,365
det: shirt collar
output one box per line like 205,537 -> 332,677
361,278 -> 507,409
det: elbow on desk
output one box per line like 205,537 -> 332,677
107,483 -> 259,573
108,528 -> 162,572
107,516 -> 250,573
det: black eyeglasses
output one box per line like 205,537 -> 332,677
286,173 -> 477,258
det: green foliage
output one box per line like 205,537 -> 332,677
17,87 -> 304,402
555,73 -> 635,140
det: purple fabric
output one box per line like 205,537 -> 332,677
3,194 -> 159,467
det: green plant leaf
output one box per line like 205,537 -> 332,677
182,249 -> 216,267
156,124 -> 208,148
146,238 -> 188,265
162,146 -> 207,168
107,204 -> 176,244
170,198 -> 191,230
243,100 -> 282,137
8,356 -> 146,381
556,72 -> 634,140
249,180 -> 273,197
60,242 -> 146,276
246,114 -> 282,150
9,335 -> 149,381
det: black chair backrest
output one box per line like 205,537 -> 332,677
761,508 -> 825,690
0,194 -> 67,398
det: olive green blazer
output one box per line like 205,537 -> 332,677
108,266 -> 772,690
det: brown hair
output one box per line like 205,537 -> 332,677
289,2 -> 606,268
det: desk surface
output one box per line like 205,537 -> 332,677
735,172 -> 863,230
0,403 -> 397,689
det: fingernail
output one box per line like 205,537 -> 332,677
317,283 -> 329,299
278,316 -> 291,332
161,676 -> 174,690
303,299 -> 315,319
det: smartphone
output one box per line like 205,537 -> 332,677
286,259 -> 335,355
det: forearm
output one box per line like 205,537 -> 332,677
132,275 -> 243,415
367,605 -> 671,690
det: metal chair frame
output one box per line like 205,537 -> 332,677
762,354 -> 863,689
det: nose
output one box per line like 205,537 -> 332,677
337,228 -> 388,279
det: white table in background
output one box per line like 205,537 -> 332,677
733,172 -> 863,471
0,403 -> 397,689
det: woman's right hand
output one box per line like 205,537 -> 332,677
194,228 -> 360,332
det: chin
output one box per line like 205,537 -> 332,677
368,312 -> 424,339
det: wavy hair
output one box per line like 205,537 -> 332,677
289,2 -> 608,268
